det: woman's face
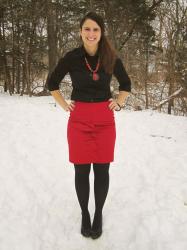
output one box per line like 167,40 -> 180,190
80,19 -> 101,48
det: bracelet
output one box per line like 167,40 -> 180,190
115,103 -> 121,111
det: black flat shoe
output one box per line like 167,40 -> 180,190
91,213 -> 103,239
81,226 -> 92,237
80,211 -> 91,237
91,228 -> 102,239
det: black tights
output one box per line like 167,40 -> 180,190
74,163 -> 110,216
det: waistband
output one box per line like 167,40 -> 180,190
71,98 -> 112,103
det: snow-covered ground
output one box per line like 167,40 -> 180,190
0,92 -> 187,250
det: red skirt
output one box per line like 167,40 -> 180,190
67,100 -> 116,164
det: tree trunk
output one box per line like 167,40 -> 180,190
1,13 -> 12,95
46,0 -> 57,74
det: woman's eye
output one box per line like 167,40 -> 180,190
84,28 -> 99,32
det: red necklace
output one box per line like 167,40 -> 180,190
84,56 -> 100,81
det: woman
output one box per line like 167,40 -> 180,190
47,12 -> 131,239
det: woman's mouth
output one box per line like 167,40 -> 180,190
87,38 -> 96,41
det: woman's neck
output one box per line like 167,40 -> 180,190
83,44 -> 98,56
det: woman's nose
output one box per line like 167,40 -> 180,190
88,30 -> 95,36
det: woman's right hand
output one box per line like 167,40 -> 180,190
64,100 -> 75,112
50,90 -> 76,112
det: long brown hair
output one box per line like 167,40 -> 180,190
80,12 -> 117,74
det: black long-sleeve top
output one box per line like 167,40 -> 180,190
47,45 -> 131,102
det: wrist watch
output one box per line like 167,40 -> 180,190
115,103 -> 121,111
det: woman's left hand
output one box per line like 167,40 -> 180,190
108,98 -> 121,111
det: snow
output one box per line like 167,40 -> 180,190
0,92 -> 187,250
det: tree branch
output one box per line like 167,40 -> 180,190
152,87 -> 187,110
119,0 -> 165,50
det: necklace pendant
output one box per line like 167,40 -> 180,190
93,72 -> 99,81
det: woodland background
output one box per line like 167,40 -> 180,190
0,0 -> 186,116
